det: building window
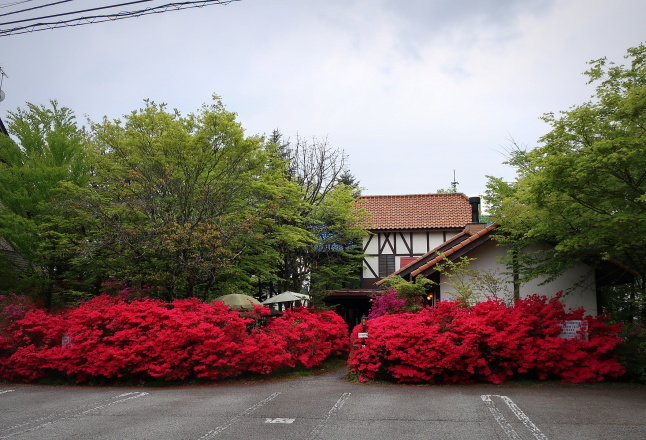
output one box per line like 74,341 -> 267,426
379,255 -> 395,277
399,256 -> 418,269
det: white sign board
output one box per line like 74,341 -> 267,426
358,332 -> 369,339
559,320 -> 588,341
62,334 -> 73,347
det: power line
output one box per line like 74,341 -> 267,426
0,0 -> 37,10
1,1 -> 157,24
0,0 -> 78,18
0,0 -> 239,37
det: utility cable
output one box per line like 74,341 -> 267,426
0,0 -> 36,10
0,0 -> 156,25
0,0 -> 238,36
0,0 -> 78,18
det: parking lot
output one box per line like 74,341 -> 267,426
1,370 -> 645,440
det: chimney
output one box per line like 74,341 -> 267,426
468,197 -> 481,223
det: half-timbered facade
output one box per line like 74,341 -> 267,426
326,192 -> 633,323
324,193 -> 478,325
356,193 -> 477,288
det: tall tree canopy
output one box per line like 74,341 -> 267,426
85,97 -> 310,300
0,97 -> 366,305
0,101 -> 90,308
266,131 -> 366,295
485,44 -> 645,315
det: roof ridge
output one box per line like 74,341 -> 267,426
356,192 -> 468,199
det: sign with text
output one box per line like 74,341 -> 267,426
358,332 -> 369,339
559,320 -> 588,341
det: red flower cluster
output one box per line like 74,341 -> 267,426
0,296 -> 349,383
349,294 -> 625,384
265,308 -> 350,368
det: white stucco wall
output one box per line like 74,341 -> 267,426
363,256 -> 378,278
439,240 -> 598,315
363,234 -> 379,254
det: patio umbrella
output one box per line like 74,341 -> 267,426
262,291 -> 310,305
216,293 -> 262,309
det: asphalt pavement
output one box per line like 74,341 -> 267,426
1,369 -> 645,440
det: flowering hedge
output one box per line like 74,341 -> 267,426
265,308 -> 350,368
0,295 -> 349,383
349,294 -> 625,384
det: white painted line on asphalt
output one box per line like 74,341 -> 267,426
0,390 -> 15,395
306,392 -> 351,440
481,395 -> 548,440
500,395 -> 548,440
265,418 -> 295,424
80,392 -> 149,415
196,392 -> 281,439
0,391 -> 149,439
481,395 -> 522,440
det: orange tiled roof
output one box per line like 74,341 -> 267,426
354,193 -> 472,230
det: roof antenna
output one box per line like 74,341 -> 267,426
451,170 -> 459,192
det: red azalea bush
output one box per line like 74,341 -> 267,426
0,294 -> 37,368
265,308 -> 350,368
348,294 -> 625,384
0,296 -> 349,383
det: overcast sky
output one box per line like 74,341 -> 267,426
1,0 -> 644,197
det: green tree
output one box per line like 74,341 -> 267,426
308,183 -> 367,292
0,101 -> 90,308
485,44 -> 646,317
266,132 -> 367,295
86,97 -> 308,300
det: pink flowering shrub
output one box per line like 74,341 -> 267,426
368,290 -> 407,319
0,296 -> 349,383
349,294 -> 625,384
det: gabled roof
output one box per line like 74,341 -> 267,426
411,223 -> 498,277
377,223 -> 499,284
354,193 -> 472,230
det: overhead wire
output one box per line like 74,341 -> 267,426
0,0 -> 79,18
0,0 -> 239,36
1,0 -> 156,24
0,0 -> 37,10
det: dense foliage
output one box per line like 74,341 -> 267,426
0,97 -> 366,306
0,295 -> 349,383
349,294 -> 625,384
485,44 -> 645,318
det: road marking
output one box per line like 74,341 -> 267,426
265,418 -> 295,424
0,391 -> 149,439
306,392 -> 351,440
196,392 -> 281,439
481,395 -> 548,440
79,392 -> 149,415
0,390 -> 15,395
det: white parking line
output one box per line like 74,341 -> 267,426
0,390 -> 15,395
0,392 -> 149,439
196,392 -> 281,439
265,418 -> 295,424
481,395 -> 548,440
80,392 -> 149,415
306,392 -> 351,440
